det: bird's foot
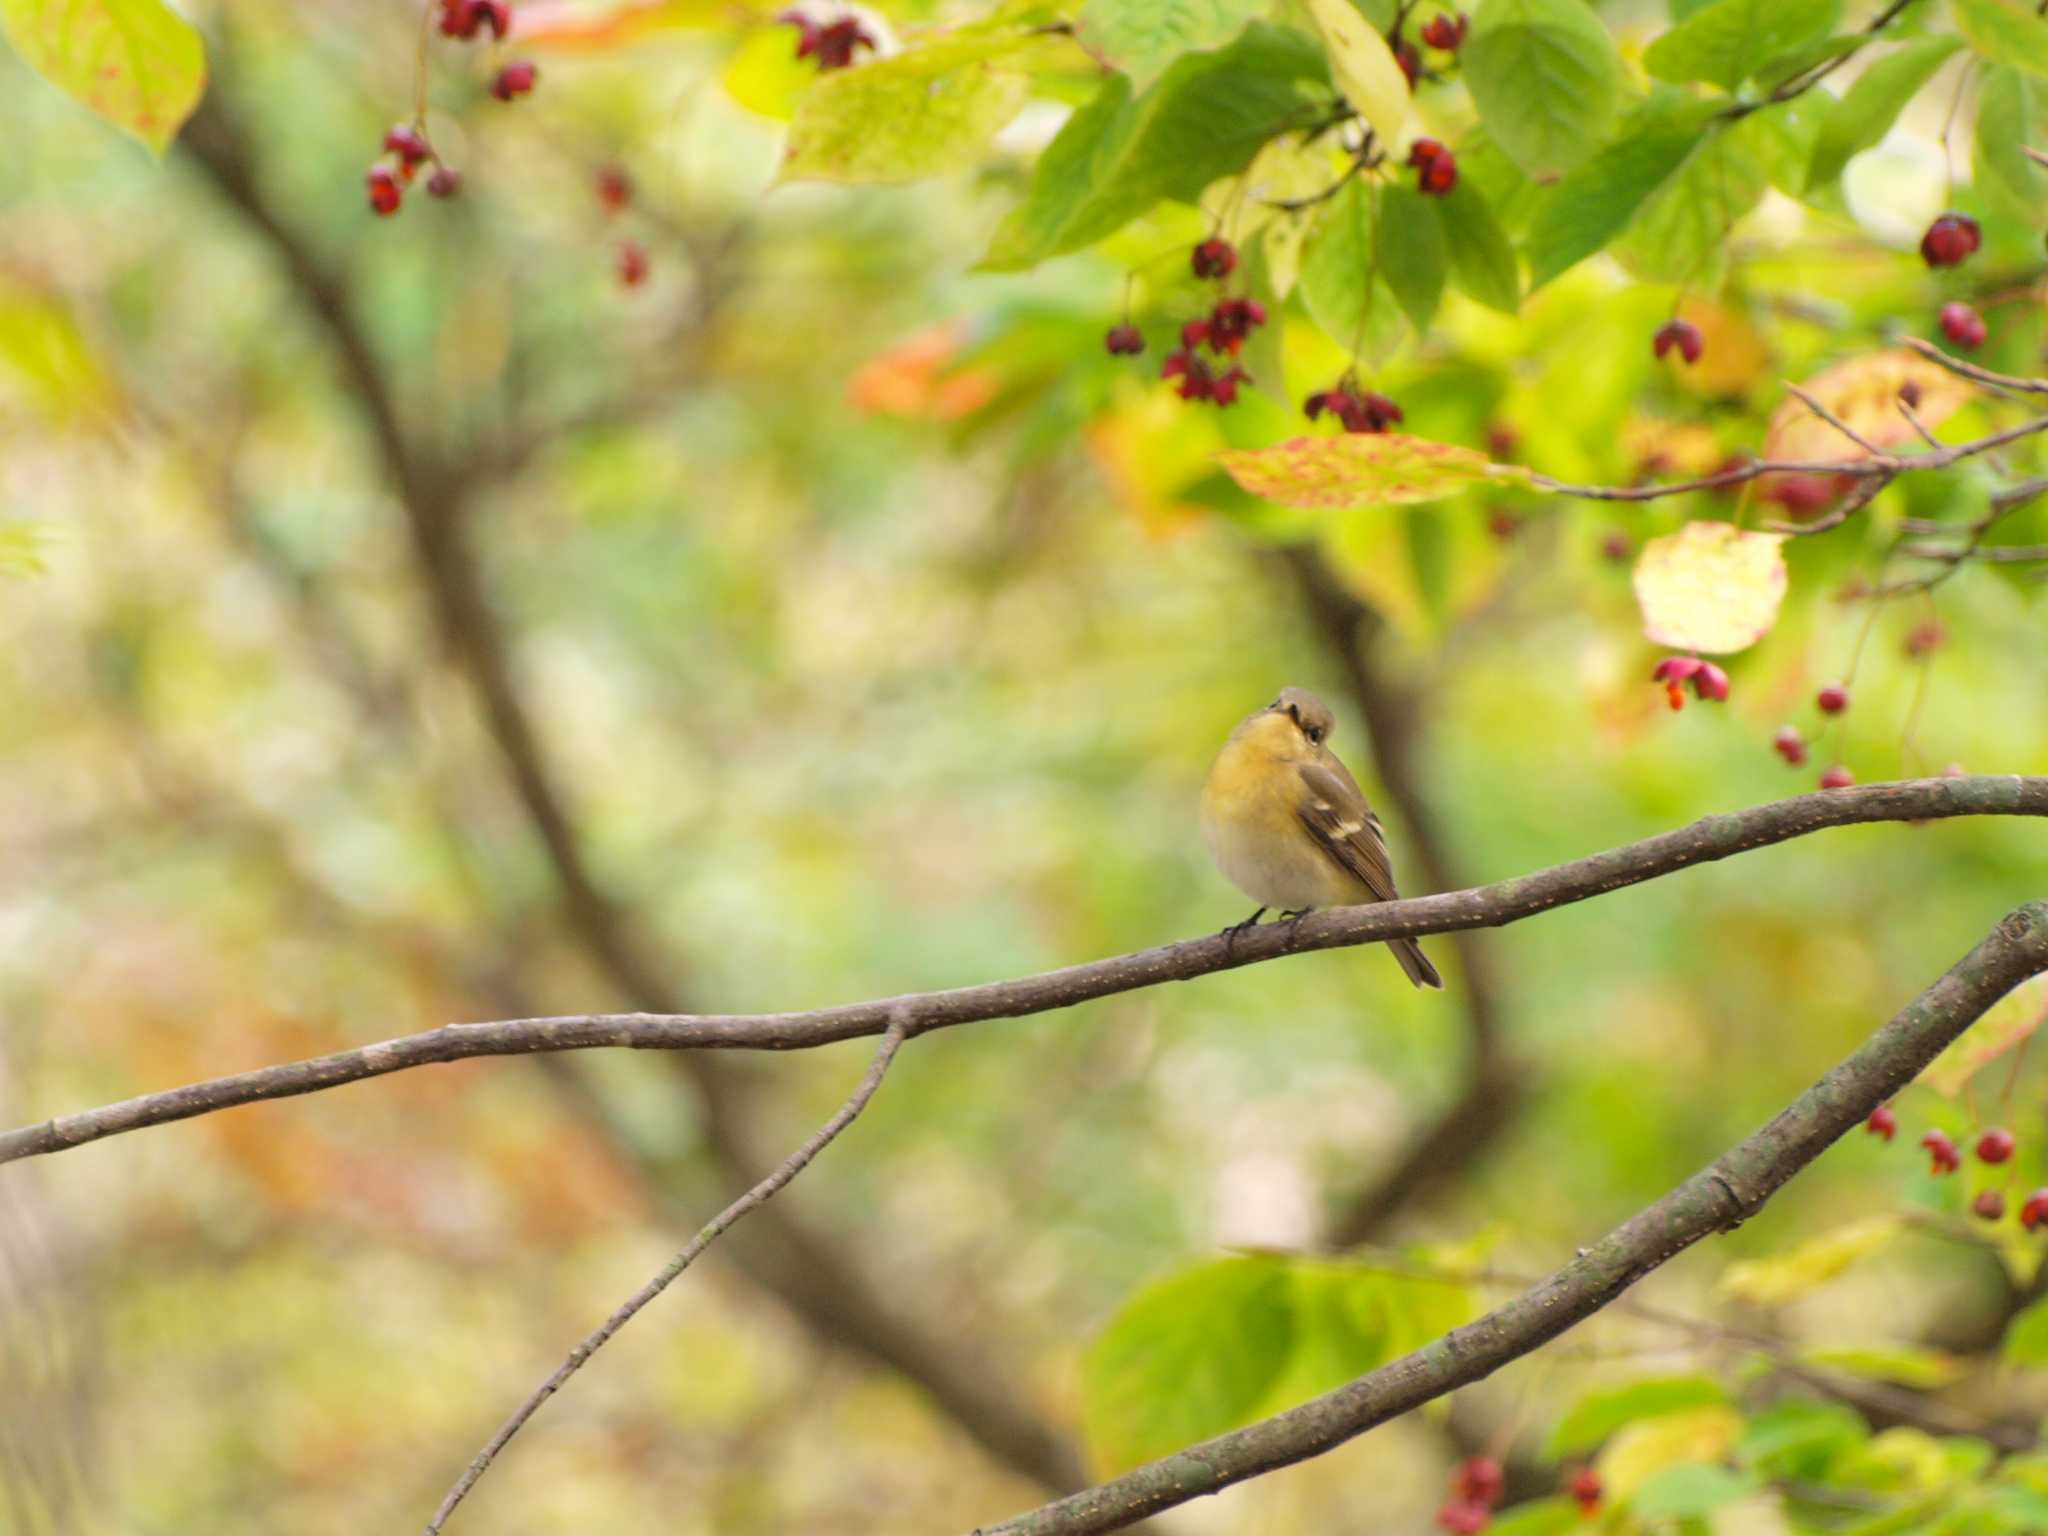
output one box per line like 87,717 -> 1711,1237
1221,907 -> 1268,951
1279,908 -> 1315,947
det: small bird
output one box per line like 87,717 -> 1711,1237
1200,686 -> 1443,989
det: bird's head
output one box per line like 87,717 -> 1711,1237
1240,686 -> 1336,759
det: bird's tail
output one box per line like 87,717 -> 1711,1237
1390,936 -> 1444,990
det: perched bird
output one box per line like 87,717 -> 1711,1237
1200,686 -> 1443,989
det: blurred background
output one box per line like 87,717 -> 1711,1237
2,1 -> 2046,1531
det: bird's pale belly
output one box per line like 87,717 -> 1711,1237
1200,775 -> 1358,910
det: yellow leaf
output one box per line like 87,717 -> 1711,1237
1719,1214 -> 1905,1306
1219,433 -> 1527,508
1595,1407 -> 1742,1504
1761,348 -> 1975,465
1920,976 -> 2048,1098
1633,519 -> 1788,655
1299,0 -> 1410,148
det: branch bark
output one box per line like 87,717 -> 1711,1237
177,88 -> 1088,1497
969,901 -> 2048,1536
8,777 -> 2043,1164
1283,548 -> 1519,1240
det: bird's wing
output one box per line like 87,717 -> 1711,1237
1295,759 -> 1400,903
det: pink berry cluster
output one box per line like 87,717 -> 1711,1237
1940,301 -> 1987,350
778,8 -> 878,67
1436,1457 -> 1601,1533
365,1 -> 538,216
1100,239 -> 1264,407
1773,683 -> 1855,788
1306,380 -> 1404,434
1652,318 -> 1704,365
1868,1107 -> 2048,1228
1650,654 -> 1729,711
439,0 -> 536,100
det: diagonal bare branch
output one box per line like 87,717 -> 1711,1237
5,777 -> 2044,1166
971,901 -> 2048,1535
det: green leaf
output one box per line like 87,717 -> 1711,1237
1806,37 -> 1962,190
1719,1214 -> 1904,1305
1631,1464 -> 1760,1520
1298,180 -> 1404,357
1484,1499 -> 1583,1536
1954,0 -> 2048,79
1736,94 -> 1824,196
1976,67 -> 2048,224
1433,180 -> 1521,312
1615,120 -> 1769,285
1302,0 -> 1413,146
980,23 -> 1329,269
0,0 -> 205,154
781,41 -> 1035,183
1463,0 -> 1623,177
1219,432 -> 1530,507
1736,1398 -> 1869,1480
1644,0 -> 1838,92
1543,1375 -> 1731,1459
1523,96 -> 1708,288
1082,1256 -> 1296,1471
1377,185 -> 1446,331
2003,1297 -> 2048,1365
1076,0 -> 1267,89
1268,1263 -> 1395,1403
1804,1345 -> 1965,1390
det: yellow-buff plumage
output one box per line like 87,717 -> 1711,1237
1200,686 -> 1443,989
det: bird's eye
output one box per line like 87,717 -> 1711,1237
1306,726 -> 1324,745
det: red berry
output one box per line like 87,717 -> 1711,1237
1200,296 -> 1267,354
1488,510 -> 1520,541
617,240 -> 650,287
1436,1500 -> 1492,1534
1774,726 -> 1808,766
1408,137 -> 1457,194
596,165 -> 633,213
1866,1103 -> 1896,1140
1820,764 -> 1854,790
426,166 -> 463,198
366,165 -> 403,216
1975,1189 -> 2007,1221
1905,620 -> 1944,657
1306,383 -> 1401,434
1419,11 -> 1468,48
1921,1129 -> 1960,1174
1396,41 -> 1423,85
1486,422 -> 1518,459
1191,238 -> 1236,279
440,0 -> 512,39
384,123 -> 431,164
1600,530 -> 1630,562
1977,1128 -> 2016,1164
1816,682 -> 1848,714
490,60 -> 538,100
1104,323 -> 1144,356
1899,378 -> 1923,408
1566,1466 -> 1602,1513
1453,1457 -> 1505,1507
1693,661 -> 1729,702
795,14 -> 876,68
1939,302 -> 1987,349
1920,212 -> 1981,268
1653,319 -> 1705,364
1650,655 -> 1704,685
2021,1189 -> 2048,1230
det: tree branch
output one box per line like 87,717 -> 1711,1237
7,778 -> 2043,1165
425,1012 -> 913,1534
178,84 -> 1088,1497
970,901 -> 2048,1536
1281,548 -> 1519,1240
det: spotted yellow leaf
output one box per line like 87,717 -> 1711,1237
1762,348 -> 1975,464
1219,433 -> 1527,507
1633,519 -> 1788,654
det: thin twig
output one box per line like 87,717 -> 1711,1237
1903,336 -> 2048,397
1788,381 -> 1883,455
424,1011 -> 913,1533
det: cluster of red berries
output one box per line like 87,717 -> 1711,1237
367,123 -> 462,216
1436,1456 -> 1503,1533
1769,682 -> 1856,788
1921,212 -> 1981,269
438,0 -> 536,99
1162,350 -> 1251,404
1419,11 -> 1468,49
1652,318 -> 1704,365
589,164 -> 650,288
1869,1108 -> 2048,1227
1939,301 -> 1987,350
1409,138 -> 1457,195
778,8 -> 879,68
1306,381 -> 1404,433
1650,654 -> 1729,710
